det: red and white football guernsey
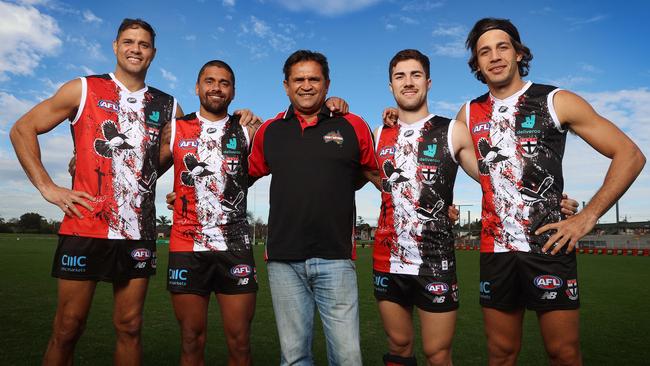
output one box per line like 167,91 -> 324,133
59,73 -> 176,240
373,114 -> 459,276
466,81 -> 567,254
169,112 -> 250,252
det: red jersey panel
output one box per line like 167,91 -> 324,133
59,73 -> 176,240
170,112 -> 250,252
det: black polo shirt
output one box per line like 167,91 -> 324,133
248,105 -> 377,261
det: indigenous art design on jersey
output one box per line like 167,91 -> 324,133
373,115 -> 459,276
467,82 -> 567,253
59,73 -> 176,240
170,113 -> 250,252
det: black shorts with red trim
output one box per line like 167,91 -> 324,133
373,270 -> 459,312
479,251 -> 580,311
51,235 -> 156,282
167,250 -> 258,295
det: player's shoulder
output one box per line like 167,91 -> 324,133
146,85 -> 174,100
528,82 -> 559,95
469,91 -> 490,104
341,112 -> 369,126
176,112 -> 197,122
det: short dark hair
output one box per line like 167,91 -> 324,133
465,18 -> 533,84
196,60 -> 235,86
116,18 -> 156,47
389,49 -> 430,81
283,50 -> 329,81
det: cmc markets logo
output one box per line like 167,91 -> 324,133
534,275 -> 563,290
131,248 -> 151,262
168,268 -> 188,286
97,99 -> 118,113
426,282 -> 449,295
61,255 -> 87,272
230,264 -> 252,278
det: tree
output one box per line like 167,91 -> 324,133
18,212 -> 44,233
156,215 -> 171,227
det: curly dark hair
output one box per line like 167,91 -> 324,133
465,18 -> 532,84
283,50 -> 329,81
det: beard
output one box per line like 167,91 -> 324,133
200,95 -> 231,116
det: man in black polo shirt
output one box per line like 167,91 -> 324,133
248,50 -> 377,365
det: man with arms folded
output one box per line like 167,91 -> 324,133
10,19 -> 181,365
458,18 -> 645,365
247,50 -> 376,366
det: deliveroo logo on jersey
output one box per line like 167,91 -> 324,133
148,111 -> 160,123
424,144 -> 437,158
522,114 -> 536,129
226,137 -> 237,149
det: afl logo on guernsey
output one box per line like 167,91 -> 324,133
534,275 -> 563,290
230,264 -> 252,278
97,100 -> 119,113
179,139 -> 198,149
131,248 -> 151,261
379,146 -> 395,157
426,282 -> 449,295
472,122 -> 490,134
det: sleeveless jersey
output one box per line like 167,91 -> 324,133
169,112 -> 251,252
373,114 -> 459,276
59,73 -> 176,240
466,81 -> 566,253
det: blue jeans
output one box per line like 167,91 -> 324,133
267,259 -> 362,366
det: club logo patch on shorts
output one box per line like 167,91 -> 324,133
131,248 -> 151,262
566,279 -> 578,300
426,282 -> 449,295
534,275 -> 563,290
230,264 -> 252,278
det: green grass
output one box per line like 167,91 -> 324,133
1,234 -> 649,365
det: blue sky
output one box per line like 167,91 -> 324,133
1,0 -> 649,226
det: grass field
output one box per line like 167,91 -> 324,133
1,234 -> 649,365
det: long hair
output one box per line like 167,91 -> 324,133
465,18 -> 532,84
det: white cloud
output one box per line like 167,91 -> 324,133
65,63 -> 96,76
545,75 -> 593,89
239,16 -> 296,57
433,40 -> 466,58
273,0 -> 380,16
183,34 -> 197,41
401,1 -> 444,12
223,0 -> 235,6
432,24 -> 465,37
81,9 -> 102,24
160,68 -> 178,89
0,1 -> 62,80
431,24 -> 467,58
580,62 -> 601,73
385,23 -> 396,31
0,92 -> 35,127
569,14 -> 606,26
65,35 -> 106,61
